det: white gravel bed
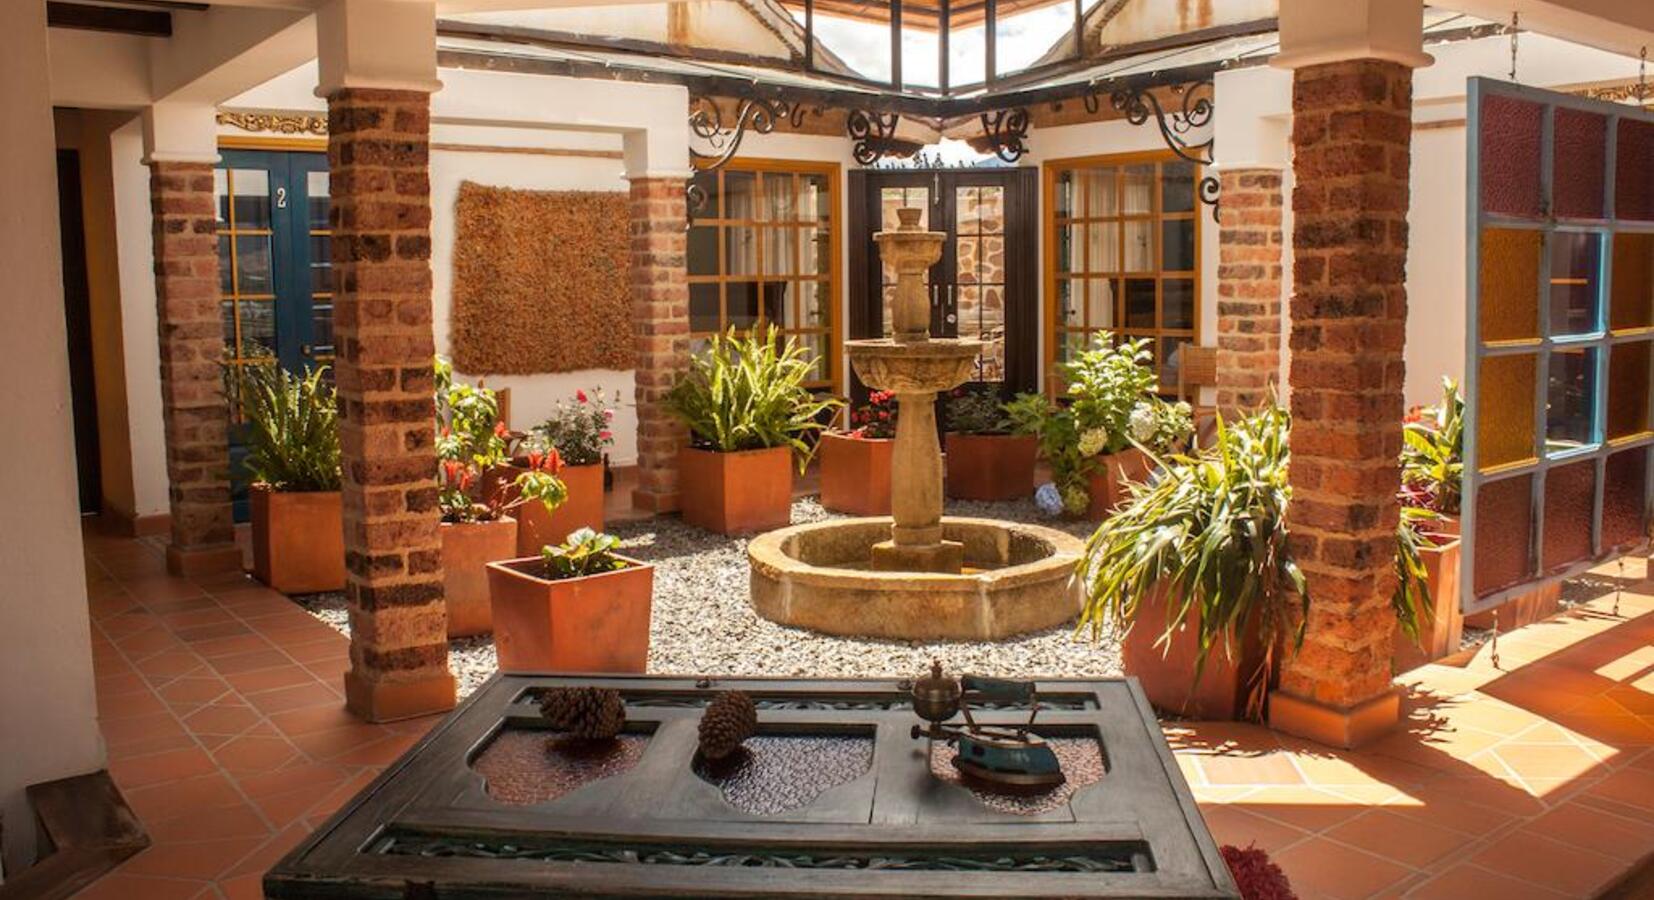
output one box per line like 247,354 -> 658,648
291,496 -> 1121,698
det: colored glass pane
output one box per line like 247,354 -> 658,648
1479,228 -> 1541,343
1551,108 -> 1607,219
1547,231 -> 1602,337
1607,340 -> 1652,440
1545,347 -> 1598,453
1542,459 -> 1597,572
1478,353 -> 1537,470
1602,448 -> 1649,550
1616,118 -> 1654,221
1474,474 -> 1534,597
1479,94 -> 1543,218
1611,232 -> 1654,331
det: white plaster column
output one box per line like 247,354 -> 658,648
0,0 -> 107,873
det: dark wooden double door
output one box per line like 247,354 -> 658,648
848,168 -> 1038,400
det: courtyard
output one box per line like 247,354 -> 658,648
7,0 -> 1654,897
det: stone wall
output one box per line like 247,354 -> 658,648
1215,168 -> 1284,413
629,177 -> 690,513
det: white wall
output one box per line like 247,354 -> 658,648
1,2 -> 106,873
112,118 -> 172,518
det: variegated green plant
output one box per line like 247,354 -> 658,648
230,362 -> 341,493
666,326 -> 841,469
1078,406 -> 1306,720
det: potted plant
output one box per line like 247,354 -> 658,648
944,385 -> 1037,501
232,362 -> 344,594
1009,334 -> 1191,519
1080,407 -> 1306,720
1394,378 -> 1464,671
511,388 -> 616,553
487,528 -> 653,673
667,326 -> 840,534
436,357 -> 566,637
820,389 -> 895,515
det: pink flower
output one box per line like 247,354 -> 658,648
577,390 -> 589,403
599,430 -> 613,441
604,409 -> 614,421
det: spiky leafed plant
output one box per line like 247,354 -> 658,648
1078,406 -> 1306,720
1392,506 -> 1437,645
666,326 -> 841,468
230,362 -> 341,492
1400,377 -> 1464,517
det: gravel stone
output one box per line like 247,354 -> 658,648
290,496 -> 1122,698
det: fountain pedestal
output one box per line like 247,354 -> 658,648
847,208 -> 980,575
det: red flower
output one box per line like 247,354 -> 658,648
577,389 -> 589,403
542,447 -> 564,475
599,430 -> 613,441
878,410 -> 890,420
527,450 -> 544,471
493,421 -> 509,439
441,459 -> 464,483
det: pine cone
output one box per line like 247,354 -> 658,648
698,690 -> 758,761
539,687 -> 625,740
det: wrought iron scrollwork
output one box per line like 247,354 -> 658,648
1086,80 -> 1221,219
976,107 -> 1031,163
847,109 -> 916,165
689,96 -> 795,172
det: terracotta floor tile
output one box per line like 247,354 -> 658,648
124,772 -> 247,826
207,648 -> 296,676
184,702 -> 263,737
1197,750 -> 1305,786
191,633 -> 276,660
97,686 -> 170,721
161,608 -> 241,631
1520,799 -> 1654,862
212,734 -> 303,774
1197,803 -> 1308,854
95,670 -> 151,697
1378,791 -> 1518,836
1404,863 -> 1569,900
246,681 -> 341,715
1471,829 -> 1623,896
113,627 -> 183,659
222,824 -> 311,880
216,873 -> 265,900
326,732 -> 422,766
1271,837 -> 1414,900
142,596 -> 221,616
1606,685 -> 1654,716
176,621 -> 255,644
109,746 -> 218,789
157,675 -> 234,708
118,837 -> 269,882
1233,786 -> 1369,834
223,664 -> 319,695
282,637 -> 349,664
235,761 -> 355,800
135,648 -> 207,682
73,872 -> 213,900
1324,809 -> 1476,869
1584,765 -> 1654,811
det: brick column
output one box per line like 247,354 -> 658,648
627,177 -> 690,514
149,162 -> 241,576
1269,60 -> 1412,748
329,88 -> 455,722
1215,168 -> 1285,415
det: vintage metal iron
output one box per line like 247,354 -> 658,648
910,660 -> 1066,794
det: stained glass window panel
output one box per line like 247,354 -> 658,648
1616,118 -> 1654,221
1541,459 -> 1597,572
1479,95 -> 1543,218
1607,340 -> 1652,440
1480,228 -> 1541,343
1551,108 -> 1606,220
1478,353 -> 1537,470
1474,474 -> 1535,597
1601,448 -> 1649,550
1611,232 -> 1654,332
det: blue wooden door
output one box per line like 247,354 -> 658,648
216,149 -> 332,520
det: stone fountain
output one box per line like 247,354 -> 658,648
748,208 -> 1083,641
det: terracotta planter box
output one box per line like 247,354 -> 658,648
1086,447 -> 1152,520
1122,584 -> 1269,721
1394,537 -> 1464,674
486,555 -> 653,673
515,462 -> 605,555
1464,580 -> 1562,631
250,486 -> 345,594
441,517 -> 517,638
945,433 -> 1038,501
819,432 -> 893,516
679,446 -> 793,535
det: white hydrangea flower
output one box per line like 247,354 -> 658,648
1129,403 -> 1158,443
1077,427 -> 1109,457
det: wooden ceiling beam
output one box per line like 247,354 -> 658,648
46,1 -> 171,36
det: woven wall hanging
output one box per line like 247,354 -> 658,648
451,181 -> 634,375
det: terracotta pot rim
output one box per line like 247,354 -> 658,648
488,554 -> 652,585
441,515 -> 517,528
825,431 -> 894,443
249,483 -> 342,497
681,445 -> 793,457
944,430 -> 1025,438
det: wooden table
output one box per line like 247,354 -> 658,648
266,674 -> 1239,898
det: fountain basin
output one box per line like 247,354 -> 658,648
846,337 -> 983,393
749,517 -> 1084,640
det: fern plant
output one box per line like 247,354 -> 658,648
1079,406 -> 1306,719
666,326 -> 841,468
230,362 -> 341,493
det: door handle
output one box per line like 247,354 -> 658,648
300,344 -> 314,357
